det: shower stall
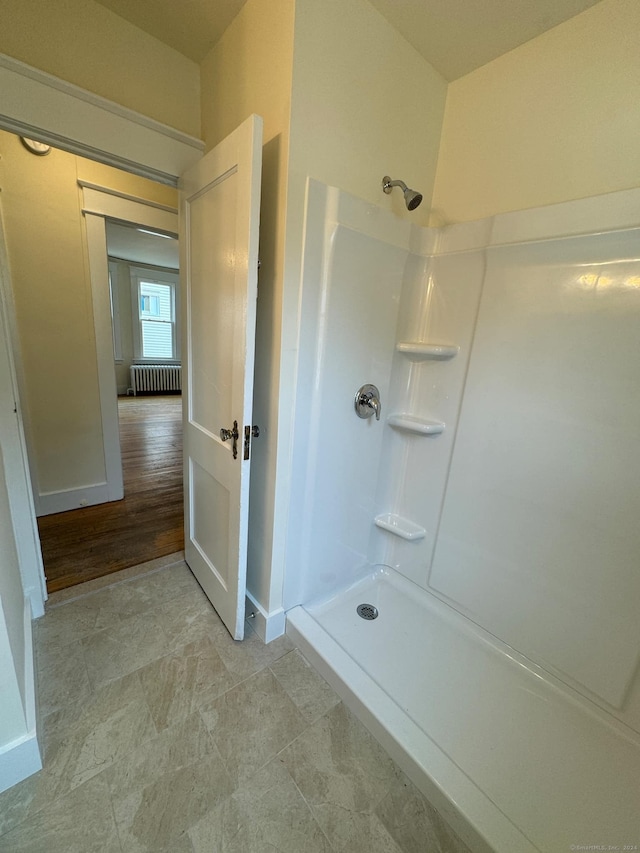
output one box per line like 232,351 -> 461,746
283,180 -> 640,852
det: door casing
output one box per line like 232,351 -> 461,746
81,185 -> 179,511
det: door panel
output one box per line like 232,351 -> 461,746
191,459 -> 230,587
189,172 -> 237,436
180,115 -> 262,639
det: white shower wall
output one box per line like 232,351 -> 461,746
430,229 -> 640,712
369,244 -> 486,580
284,180 -> 413,607
284,180 -> 640,735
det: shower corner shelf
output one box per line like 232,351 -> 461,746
374,513 -> 426,541
387,414 -> 445,435
396,341 -> 459,361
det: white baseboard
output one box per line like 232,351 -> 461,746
37,481 -> 117,516
23,584 -> 45,619
0,598 -> 41,794
23,598 -> 37,734
0,732 -> 41,794
244,590 -> 286,644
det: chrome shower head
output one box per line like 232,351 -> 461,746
382,175 -> 423,211
403,187 -> 423,211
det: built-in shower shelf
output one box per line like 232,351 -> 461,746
387,414 -> 445,435
374,513 -> 426,541
396,341 -> 459,361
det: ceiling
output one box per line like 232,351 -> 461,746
106,222 -> 179,270
94,0 -> 602,81
94,0 -> 247,66
368,0 -> 602,80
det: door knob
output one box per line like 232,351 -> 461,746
220,420 -> 239,458
355,384 -> 381,420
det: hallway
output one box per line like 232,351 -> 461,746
0,559 -> 470,853
37,396 -> 183,592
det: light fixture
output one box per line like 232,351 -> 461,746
136,228 -> 174,239
21,137 -> 51,156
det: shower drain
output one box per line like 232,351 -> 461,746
356,603 -> 379,620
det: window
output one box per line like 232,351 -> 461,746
139,281 -> 172,358
130,267 -> 180,362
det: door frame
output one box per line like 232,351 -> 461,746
81,184 -> 179,506
0,54 -> 202,613
0,205 -> 47,616
0,54 -> 203,184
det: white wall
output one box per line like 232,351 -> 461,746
290,178 -> 640,739
428,223 -> 640,717
284,182 -> 413,607
371,239 -> 485,585
390,187 -> 640,734
279,0 -> 448,614
109,259 -> 134,395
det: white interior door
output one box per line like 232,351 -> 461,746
180,114 -> 262,640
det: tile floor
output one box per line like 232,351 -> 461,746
0,559 -> 472,853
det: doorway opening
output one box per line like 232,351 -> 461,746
38,393 -> 183,591
0,85 -> 262,638
0,130 -> 185,592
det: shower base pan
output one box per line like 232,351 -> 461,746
286,568 -> 640,853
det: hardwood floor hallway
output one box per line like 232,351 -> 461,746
37,395 -> 184,592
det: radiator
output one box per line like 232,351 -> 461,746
130,364 -> 182,395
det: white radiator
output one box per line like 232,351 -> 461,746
130,364 -> 182,395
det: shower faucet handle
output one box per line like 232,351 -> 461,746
355,384 -> 381,421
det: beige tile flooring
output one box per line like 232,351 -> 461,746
0,559 -> 471,853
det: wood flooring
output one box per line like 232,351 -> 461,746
38,395 -> 184,592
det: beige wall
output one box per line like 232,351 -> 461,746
76,160 -> 178,207
289,0 -> 447,228
0,0 -> 200,136
432,0 -> 640,223
200,0 -> 295,613
0,130 -> 178,504
0,133 -> 104,496
200,0 -> 294,154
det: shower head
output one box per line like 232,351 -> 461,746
382,176 -> 423,211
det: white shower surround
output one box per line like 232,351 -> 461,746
284,180 -> 640,852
